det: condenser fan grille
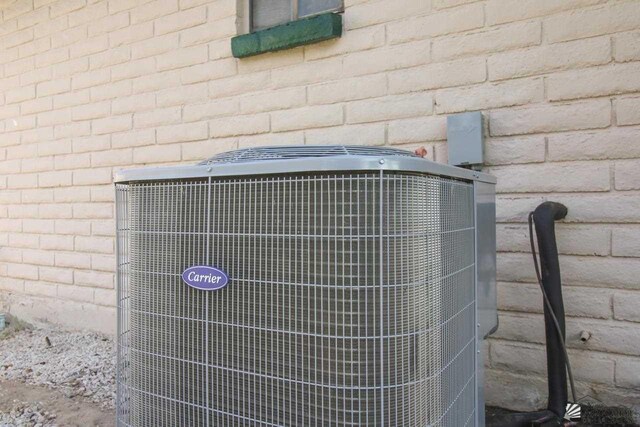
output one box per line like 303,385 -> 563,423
199,145 -> 420,165
116,172 -> 476,426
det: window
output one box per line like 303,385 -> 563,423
232,0 -> 343,58
251,0 -> 343,31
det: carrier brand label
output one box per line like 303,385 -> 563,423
182,266 -> 229,291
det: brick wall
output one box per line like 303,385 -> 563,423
1,0 -> 639,412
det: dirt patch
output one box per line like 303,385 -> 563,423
0,327 -> 115,409
0,380 -> 113,427
0,317 -> 116,426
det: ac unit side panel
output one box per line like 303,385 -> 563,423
475,181 -> 498,339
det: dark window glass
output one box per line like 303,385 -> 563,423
298,0 -> 342,18
252,0 -> 292,31
251,0 -> 343,31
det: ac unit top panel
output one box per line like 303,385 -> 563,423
114,145 -> 496,184
200,145 -> 421,164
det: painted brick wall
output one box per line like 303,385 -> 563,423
1,0 -> 639,413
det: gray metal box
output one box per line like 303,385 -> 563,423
447,112 -> 484,167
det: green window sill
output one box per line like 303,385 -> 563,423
231,12 -> 342,59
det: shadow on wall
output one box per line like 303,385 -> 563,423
0,293 -> 115,335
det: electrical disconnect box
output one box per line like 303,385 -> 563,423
447,111 -> 484,168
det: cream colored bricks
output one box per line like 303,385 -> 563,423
489,161 -> 610,193
612,228 -> 640,258
109,22 -> 154,47
305,25 -> 384,60
112,93 -> 155,115
343,40 -> 429,77
346,93 -> 433,124
180,58 -> 236,84
89,11 -> 129,37
112,58 -> 156,82
131,33 -> 178,60
157,82 -> 208,107
616,359 -> 640,389
157,122 -> 208,144
182,17 -> 236,47
210,113 -> 270,137
491,341 -> 614,384
388,3 -> 484,45
130,0 -> 179,25
237,50 -> 303,74
548,128 -> 640,161
74,270 -> 113,289
90,80 -> 132,101
134,106 -> 180,128
3,0 -> 33,21
72,167 -> 113,186
546,63 -> 640,102
132,144 -> 181,164
154,6 -> 206,35
308,74 -> 386,105
388,115 -> 447,144
432,21 -> 541,61
486,0 -> 603,26
1,0 -> 640,412
614,291 -> 640,322
238,132 -> 300,149
156,44 -> 207,71
272,105 -> 342,132
182,137 -> 237,160
484,137 -> 545,166
306,123 -> 385,146
490,100 -> 611,136
111,129 -> 154,149
488,36 -> 611,81
71,101 -> 110,121
500,252 -> 640,289
497,224 -> 611,256
497,282 -> 613,319
39,266 -> 73,285
544,1 -> 640,44
132,70 -> 180,94
389,57 -> 486,94
183,98 -> 238,122
616,97 -> 640,126
239,87 -> 305,114
614,159 -> 640,190
493,312 -> 640,357
345,0 -> 429,30
614,31 -> 640,62
436,78 -> 543,114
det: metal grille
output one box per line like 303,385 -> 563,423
200,146 -> 419,165
116,171 -> 476,427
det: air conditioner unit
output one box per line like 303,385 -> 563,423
114,146 -> 497,427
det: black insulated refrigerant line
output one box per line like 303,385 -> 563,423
529,202 -> 576,418
489,201 -> 575,427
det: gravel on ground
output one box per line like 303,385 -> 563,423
0,399 -> 56,427
0,320 -> 116,411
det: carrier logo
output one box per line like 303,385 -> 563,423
182,266 -> 229,291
